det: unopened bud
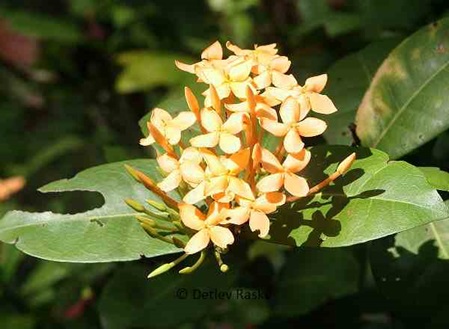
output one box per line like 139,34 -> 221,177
337,153 -> 356,175
147,263 -> 174,278
124,164 -> 141,182
146,199 -> 167,212
172,237 -> 186,248
125,198 -> 146,212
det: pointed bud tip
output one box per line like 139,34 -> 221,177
337,153 -> 356,175
147,263 -> 173,278
124,198 -> 145,212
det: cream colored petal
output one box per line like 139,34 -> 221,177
190,132 -> 220,148
200,108 -> 223,132
219,133 -> 241,154
230,81 -> 251,99
279,96 -> 300,124
308,93 -> 338,114
304,74 -> 327,93
283,148 -> 311,173
272,72 -> 297,89
249,211 -> 270,237
229,60 -> 252,81
175,60 -> 196,74
209,226 -> 234,249
261,148 -> 283,173
171,111 -> 196,130
151,108 -> 172,126
270,56 -> 291,73
215,83 -> 232,99
184,229 -> 210,254
157,153 -> 179,172
197,67 -> 226,86
264,87 -> 292,102
165,127 -> 181,145
180,147 -> 202,164
157,170 -> 182,192
297,117 -> 327,137
228,177 -> 254,200
256,173 -> 284,193
225,207 -> 251,225
179,203 -> 206,230
253,71 -> 271,89
205,176 -> 229,196
182,182 -> 206,204
259,118 -> 288,137
283,128 -> 304,154
180,162 -> 205,187
225,101 -> 249,113
226,41 -> 245,55
222,113 -> 245,134
139,134 -> 155,146
255,103 -> 277,120
284,173 -> 309,197
202,151 -> 227,175
201,40 -> 223,60
255,192 -> 286,213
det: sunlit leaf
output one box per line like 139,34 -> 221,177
356,18 -> 449,159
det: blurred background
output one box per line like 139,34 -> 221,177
1,0 -> 449,328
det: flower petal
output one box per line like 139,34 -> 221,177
183,181 -> 206,204
226,148 -> 250,174
270,56 -> 291,73
272,72 -> 297,89
283,149 -> 311,173
229,60 -> 252,81
139,133 -> 155,146
225,206 -> 251,225
283,129 -> 304,154
209,226 -> 234,249
249,211 -> 270,237
259,118 -> 288,137
284,173 -> 309,197
171,111 -> 196,130
279,97 -> 300,124
180,162 -> 204,187
200,108 -> 223,132
256,103 -> 277,120
205,176 -> 228,196
222,113 -> 245,134
179,203 -> 206,230
201,41 -> 223,60
165,126 -> 182,145
228,177 -> 254,200
175,60 -> 196,74
190,132 -> 220,148
308,93 -> 338,114
297,117 -> 327,137
253,71 -> 271,89
157,153 -> 179,172
260,148 -> 283,173
304,74 -> 327,93
151,108 -> 172,127
219,133 -> 241,154
256,173 -> 284,193
157,170 -> 182,192
184,229 -> 210,254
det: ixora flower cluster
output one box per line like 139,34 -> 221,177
125,41 -> 355,277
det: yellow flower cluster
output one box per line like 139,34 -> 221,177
129,41 -> 355,275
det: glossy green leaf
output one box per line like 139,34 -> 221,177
0,160 -> 180,262
115,51 -> 195,93
273,248 -> 359,317
320,39 -> 400,145
356,18 -> 449,159
369,202 -> 449,325
419,167 -> 449,192
98,262 -> 236,329
268,146 -> 449,247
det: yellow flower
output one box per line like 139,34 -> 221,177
179,202 -> 234,254
156,147 -> 204,192
189,108 -> 245,154
226,41 -> 278,67
253,56 -> 292,89
225,191 -> 285,237
260,97 -> 327,154
140,108 -> 196,146
257,148 -> 310,197
175,40 -> 224,74
264,74 -> 338,114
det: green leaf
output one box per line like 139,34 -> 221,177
98,262 -> 236,329
273,248 -> 359,317
369,202 -> 449,324
356,18 -> 449,159
418,167 -> 449,192
0,160 -> 181,262
321,39 -> 400,145
115,51 -> 195,93
268,146 -> 449,247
